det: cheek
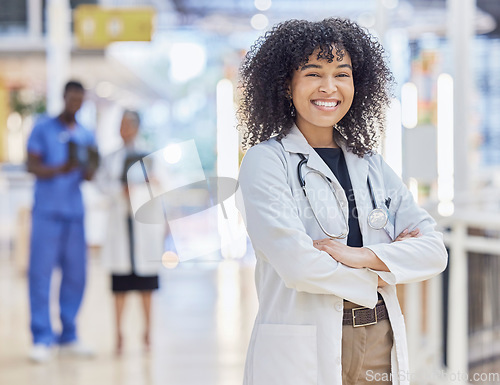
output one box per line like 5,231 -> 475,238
344,96 -> 354,111
68,100 -> 83,111
290,78 -> 307,102
343,87 -> 355,109
291,86 -> 309,108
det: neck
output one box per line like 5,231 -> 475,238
58,112 -> 76,127
297,125 -> 338,148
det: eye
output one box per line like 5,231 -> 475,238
305,73 -> 320,77
336,73 -> 351,78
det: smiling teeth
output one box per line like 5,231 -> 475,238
313,100 -> 339,107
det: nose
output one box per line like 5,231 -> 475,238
319,77 -> 337,94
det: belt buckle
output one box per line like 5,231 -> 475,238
352,306 -> 378,328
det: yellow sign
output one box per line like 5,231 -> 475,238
74,5 -> 155,49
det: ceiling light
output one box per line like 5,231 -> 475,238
163,143 -> 182,164
383,0 -> 399,9
254,0 -> 272,11
251,14 -> 268,30
169,42 -> 206,83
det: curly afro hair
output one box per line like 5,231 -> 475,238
237,18 -> 394,156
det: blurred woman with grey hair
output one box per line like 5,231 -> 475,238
95,110 -> 165,355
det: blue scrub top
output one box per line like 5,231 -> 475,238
27,116 -> 96,218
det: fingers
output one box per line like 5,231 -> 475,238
313,242 -> 332,253
408,228 -> 421,237
316,245 -> 337,260
394,228 -> 422,242
395,228 -> 408,240
312,238 -> 329,248
312,241 -> 340,261
313,239 -> 342,256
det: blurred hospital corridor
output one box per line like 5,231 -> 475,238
0,249 -> 258,385
3,0 -> 500,384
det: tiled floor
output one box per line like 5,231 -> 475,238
0,252 -> 258,385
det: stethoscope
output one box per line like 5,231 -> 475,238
297,154 -> 389,239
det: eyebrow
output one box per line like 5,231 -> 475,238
300,63 -> 353,71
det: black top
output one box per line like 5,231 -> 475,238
314,148 -> 363,247
121,152 -> 146,184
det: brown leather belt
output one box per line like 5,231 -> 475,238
343,302 -> 389,327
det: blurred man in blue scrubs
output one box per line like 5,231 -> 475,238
26,80 -> 98,363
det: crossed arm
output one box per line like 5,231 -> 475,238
313,228 -> 421,286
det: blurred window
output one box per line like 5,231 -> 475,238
0,0 -> 27,34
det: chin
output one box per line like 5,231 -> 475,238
314,121 -> 341,129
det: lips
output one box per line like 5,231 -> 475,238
312,100 -> 340,107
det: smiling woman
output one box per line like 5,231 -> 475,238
236,17 -> 448,385
238,18 -> 394,157
290,52 -> 355,148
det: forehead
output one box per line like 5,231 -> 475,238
65,89 -> 84,98
302,48 -> 352,66
121,116 -> 139,126
298,44 -> 350,64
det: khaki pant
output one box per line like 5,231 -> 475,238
342,301 -> 393,385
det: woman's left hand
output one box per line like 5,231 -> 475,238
312,239 -> 371,269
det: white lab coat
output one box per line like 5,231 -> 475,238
236,125 -> 448,385
94,146 -> 165,276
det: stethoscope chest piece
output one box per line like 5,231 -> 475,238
297,152 -> 390,236
367,207 -> 388,230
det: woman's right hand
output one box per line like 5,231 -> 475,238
394,228 -> 421,242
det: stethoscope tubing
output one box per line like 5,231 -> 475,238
297,153 -> 388,237
298,154 -> 348,239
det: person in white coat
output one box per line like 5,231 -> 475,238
236,18 -> 448,385
95,111 -> 165,355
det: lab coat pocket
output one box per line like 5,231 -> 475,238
253,324 -> 317,385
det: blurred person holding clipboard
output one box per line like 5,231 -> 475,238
26,80 -> 98,363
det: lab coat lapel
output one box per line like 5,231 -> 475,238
280,124 -> 337,183
281,125 -> 350,233
342,146 -> 369,236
